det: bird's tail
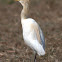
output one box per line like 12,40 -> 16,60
30,40 -> 45,56
37,44 -> 45,56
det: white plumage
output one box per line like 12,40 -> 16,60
21,18 -> 45,56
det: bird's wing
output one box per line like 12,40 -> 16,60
31,22 -> 45,50
39,27 -> 45,50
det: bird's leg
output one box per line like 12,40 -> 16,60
34,52 -> 37,62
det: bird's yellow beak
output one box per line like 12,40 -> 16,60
15,0 -> 20,1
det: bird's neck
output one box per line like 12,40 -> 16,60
21,5 -> 29,20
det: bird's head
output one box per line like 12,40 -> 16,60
15,0 -> 30,6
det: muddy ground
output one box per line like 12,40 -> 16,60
0,0 -> 62,62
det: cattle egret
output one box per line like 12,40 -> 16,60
15,0 -> 45,62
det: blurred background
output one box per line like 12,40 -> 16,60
0,0 -> 62,62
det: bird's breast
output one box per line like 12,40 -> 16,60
22,22 -> 36,43
21,18 -> 38,44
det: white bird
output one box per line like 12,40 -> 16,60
15,0 -> 45,62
